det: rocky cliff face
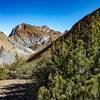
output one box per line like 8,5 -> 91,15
9,23 -> 61,51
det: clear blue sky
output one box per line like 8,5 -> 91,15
0,0 -> 100,35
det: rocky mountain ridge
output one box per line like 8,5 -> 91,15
9,23 -> 61,50
27,8 -> 100,62
0,24 -> 61,64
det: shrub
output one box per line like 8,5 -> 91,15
8,57 -> 33,79
0,66 -> 8,80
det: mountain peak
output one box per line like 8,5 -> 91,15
9,23 -> 61,39
9,23 -> 61,52
19,23 -> 32,28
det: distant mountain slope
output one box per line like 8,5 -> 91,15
0,31 -> 30,64
0,32 -> 14,50
0,32 -> 16,64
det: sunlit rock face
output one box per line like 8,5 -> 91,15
9,23 -> 61,51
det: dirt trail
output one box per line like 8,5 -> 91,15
0,79 -> 33,100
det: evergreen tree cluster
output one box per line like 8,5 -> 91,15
33,10 -> 100,100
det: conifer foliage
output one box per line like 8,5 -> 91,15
36,9 -> 100,100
